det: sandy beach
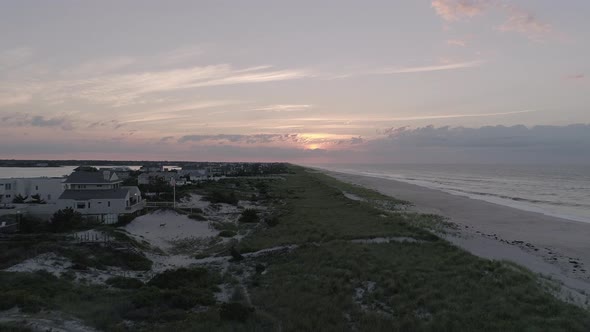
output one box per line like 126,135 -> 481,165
325,170 -> 590,305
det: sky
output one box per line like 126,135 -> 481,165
0,0 -> 589,163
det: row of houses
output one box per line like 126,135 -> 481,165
0,170 -> 145,223
137,169 -> 211,186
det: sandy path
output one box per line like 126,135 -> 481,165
125,210 -> 218,252
325,170 -> 590,305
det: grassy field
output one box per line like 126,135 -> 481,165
1,165 -> 589,331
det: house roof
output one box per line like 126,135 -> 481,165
63,171 -> 119,184
58,188 -> 130,200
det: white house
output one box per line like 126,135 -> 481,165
179,169 -> 209,182
57,170 -> 145,223
0,178 -> 65,205
139,165 -> 163,173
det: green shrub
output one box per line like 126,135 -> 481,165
218,230 -> 236,238
238,209 -> 259,223
18,216 -> 48,233
219,302 -> 255,321
188,214 -> 207,221
148,267 -> 217,291
49,208 -> 82,232
106,276 -> 144,289
265,216 -> 279,227
62,246 -> 152,271
204,191 -> 238,205
12,194 -> 27,204
0,323 -> 33,332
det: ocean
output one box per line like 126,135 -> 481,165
312,164 -> 590,223
0,165 -> 142,179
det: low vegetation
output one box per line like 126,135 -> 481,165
204,190 -> 239,205
1,164 -> 589,331
238,209 -> 259,223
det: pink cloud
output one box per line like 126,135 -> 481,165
496,5 -> 552,41
432,1 -> 553,41
447,39 -> 468,47
565,73 -> 585,80
431,0 -> 488,21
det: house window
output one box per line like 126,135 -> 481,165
35,185 -> 39,190
76,202 -> 86,209
108,201 -> 111,207
5,184 -> 11,190
6,194 -> 11,198
97,185 -> 102,188
47,194 -> 51,200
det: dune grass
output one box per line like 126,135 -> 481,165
240,165 -> 590,331
238,167 -> 435,253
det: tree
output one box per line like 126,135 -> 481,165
12,194 -> 28,204
50,208 -> 82,232
30,194 -> 46,204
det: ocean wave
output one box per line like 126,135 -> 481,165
448,189 -> 588,208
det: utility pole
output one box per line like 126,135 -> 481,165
171,177 -> 176,209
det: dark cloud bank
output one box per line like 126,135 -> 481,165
1,124 -> 589,164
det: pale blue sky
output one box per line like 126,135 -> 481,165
0,1 -> 589,162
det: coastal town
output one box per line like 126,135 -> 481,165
1,163 -> 590,331
0,162 -> 286,231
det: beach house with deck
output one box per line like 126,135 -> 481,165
57,170 -> 145,223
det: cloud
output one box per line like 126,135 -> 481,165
2,122 -> 588,164
62,56 -> 137,76
0,47 -> 33,71
375,60 -> 484,74
2,113 -> 75,130
87,120 -> 120,129
176,133 -> 366,147
252,104 -> 313,112
431,0 -> 488,21
178,133 -> 301,144
566,73 -> 584,80
337,136 -> 364,145
447,39 -> 468,47
380,124 -> 590,149
432,1 -> 552,41
495,4 -> 552,41
1,55 -> 311,108
327,60 -> 484,79
0,93 -> 31,108
47,65 -> 311,107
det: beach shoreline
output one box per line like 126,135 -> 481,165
322,169 -> 590,306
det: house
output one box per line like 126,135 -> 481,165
57,170 -> 145,223
0,178 -> 65,205
178,169 -> 209,182
139,165 -> 163,173
138,172 -> 178,186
